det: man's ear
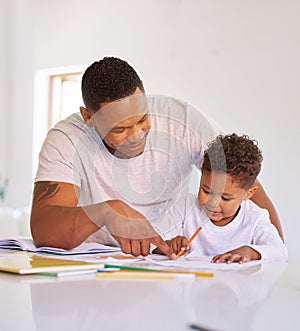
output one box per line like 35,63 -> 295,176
80,106 -> 93,123
244,185 -> 258,201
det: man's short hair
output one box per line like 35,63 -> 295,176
82,56 -> 145,111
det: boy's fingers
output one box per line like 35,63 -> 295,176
171,241 -> 178,253
212,253 -> 227,263
181,237 -> 188,246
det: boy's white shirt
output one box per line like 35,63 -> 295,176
153,194 -> 288,262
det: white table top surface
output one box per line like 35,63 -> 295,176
0,253 -> 299,331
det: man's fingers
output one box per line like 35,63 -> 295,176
114,236 -> 132,255
140,240 -> 151,256
152,236 -> 177,260
113,235 -> 152,257
131,239 -> 143,257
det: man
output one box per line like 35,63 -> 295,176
30,57 -> 283,258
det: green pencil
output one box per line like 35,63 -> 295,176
104,264 -> 160,272
103,264 -> 213,277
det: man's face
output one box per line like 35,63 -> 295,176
92,88 -> 151,159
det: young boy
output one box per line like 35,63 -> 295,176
153,133 -> 287,263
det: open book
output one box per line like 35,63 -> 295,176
0,238 -> 121,255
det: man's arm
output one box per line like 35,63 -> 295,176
250,179 -> 284,241
30,181 -> 100,249
30,181 -> 176,258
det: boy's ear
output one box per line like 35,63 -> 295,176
244,185 -> 258,200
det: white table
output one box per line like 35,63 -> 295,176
0,259 -> 299,331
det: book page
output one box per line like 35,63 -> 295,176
144,253 -> 263,270
0,238 -> 121,255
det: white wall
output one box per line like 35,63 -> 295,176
1,0 -> 299,261
0,0 -> 9,181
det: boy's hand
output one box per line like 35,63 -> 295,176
169,235 -> 189,254
211,245 -> 261,264
153,236 -> 189,255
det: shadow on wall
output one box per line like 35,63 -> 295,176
0,207 -> 31,238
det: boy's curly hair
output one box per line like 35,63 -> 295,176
202,133 -> 263,189
81,56 -> 145,111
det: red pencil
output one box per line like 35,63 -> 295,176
176,226 -> 203,257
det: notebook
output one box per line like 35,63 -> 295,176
0,253 -> 104,275
0,238 -> 121,255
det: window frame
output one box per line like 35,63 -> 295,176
32,65 -> 86,182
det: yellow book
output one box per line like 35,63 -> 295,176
0,253 -> 104,275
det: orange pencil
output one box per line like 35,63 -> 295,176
176,226 -> 203,257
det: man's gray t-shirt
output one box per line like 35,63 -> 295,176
35,95 -> 220,244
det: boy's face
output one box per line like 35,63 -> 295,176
198,170 -> 256,226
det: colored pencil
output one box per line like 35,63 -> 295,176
102,264 -> 213,277
97,271 -> 175,279
177,226 -> 203,257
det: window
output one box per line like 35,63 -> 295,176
32,66 -> 85,180
49,72 -> 83,128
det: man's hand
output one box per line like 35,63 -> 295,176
153,236 -> 188,255
211,245 -> 261,264
114,235 -> 177,259
104,200 -> 177,259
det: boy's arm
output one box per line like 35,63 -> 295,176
250,179 -> 284,241
212,208 -> 288,263
248,208 -> 288,262
211,246 -> 261,264
30,181 -> 175,258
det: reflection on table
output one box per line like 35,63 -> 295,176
0,261 -> 299,331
